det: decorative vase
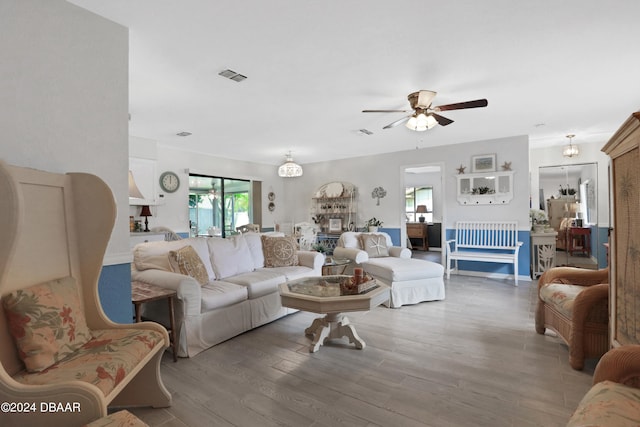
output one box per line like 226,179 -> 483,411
368,226 -> 378,232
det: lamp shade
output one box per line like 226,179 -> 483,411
139,205 -> 152,217
128,170 -> 145,199
416,205 -> 428,214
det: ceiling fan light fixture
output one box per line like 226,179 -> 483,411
278,152 -> 303,178
562,134 -> 579,158
405,112 -> 437,131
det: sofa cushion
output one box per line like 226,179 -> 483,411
261,235 -> 299,267
243,232 -> 266,269
364,258 -> 444,282
134,237 -> 214,279
169,245 -> 209,285
200,281 -> 248,311
225,270 -> 286,299
360,233 -> 390,257
13,328 -> 164,397
260,266 -> 317,282
539,283 -> 585,318
3,276 -> 93,372
207,235 -> 254,279
567,380 -> 640,427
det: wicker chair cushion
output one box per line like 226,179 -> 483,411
539,283 -> 585,318
567,380 -> 640,427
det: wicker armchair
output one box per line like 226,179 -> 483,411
535,266 -> 609,370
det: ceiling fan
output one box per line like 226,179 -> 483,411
363,90 -> 488,131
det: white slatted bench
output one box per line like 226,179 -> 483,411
446,221 -> 523,286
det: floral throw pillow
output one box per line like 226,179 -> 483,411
261,235 -> 299,267
169,245 -> 209,285
360,233 -> 390,258
2,276 -> 93,372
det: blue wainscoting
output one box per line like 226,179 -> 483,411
594,226 -> 609,269
445,228 -> 531,279
379,228 -> 401,246
98,263 -> 132,324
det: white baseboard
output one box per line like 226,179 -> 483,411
448,269 -> 532,284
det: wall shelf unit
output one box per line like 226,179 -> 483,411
456,171 -> 514,205
311,181 -> 357,235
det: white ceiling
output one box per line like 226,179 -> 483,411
68,0 -> 640,166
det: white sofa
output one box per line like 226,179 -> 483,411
131,232 -> 324,357
333,232 -> 445,308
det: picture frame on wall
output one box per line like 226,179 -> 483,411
471,154 -> 496,173
329,218 -> 342,233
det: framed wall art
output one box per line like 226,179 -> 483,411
471,154 -> 496,173
329,218 -> 342,233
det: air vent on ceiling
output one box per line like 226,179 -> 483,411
218,69 -> 247,82
176,131 -> 192,137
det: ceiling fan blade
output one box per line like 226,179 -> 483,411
432,113 -> 454,126
363,109 -> 410,113
383,115 -> 411,129
435,99 -> 488,112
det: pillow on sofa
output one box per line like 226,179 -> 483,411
169,245 -> 209,285
242,232 -> 284,269
206,235 -> 254,279
360,233 -> 390,258
133,238 -> 215,279
261,235 -> 299,267
2,276 -> 93,372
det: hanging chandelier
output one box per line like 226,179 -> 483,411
562,134 -> 579,158
277,152 -> 303,177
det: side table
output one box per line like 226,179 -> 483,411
530,231 -> 557,278
131,281 -> 178,362
568,226 -> 591,256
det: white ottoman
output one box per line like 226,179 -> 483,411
362,257 -> 445,308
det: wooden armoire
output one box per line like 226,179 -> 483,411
601,111 -> 640,347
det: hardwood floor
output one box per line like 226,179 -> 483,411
129,274 -> 596,427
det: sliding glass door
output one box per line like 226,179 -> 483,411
189,175 -> 251,237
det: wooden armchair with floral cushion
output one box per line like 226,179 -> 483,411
0,161 -> 171,427
535,266 -> 609,370
567,345 -> 640,426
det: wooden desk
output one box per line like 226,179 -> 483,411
407,222 -> 429,251
131,281 -> 178,362
568,227 -> 591,256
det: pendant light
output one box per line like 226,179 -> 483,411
562,134 -> 579,158
278,152 -> 303,177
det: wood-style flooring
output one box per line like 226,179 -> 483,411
129,269 -> 596,427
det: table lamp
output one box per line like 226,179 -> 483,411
140,205 -> 152,232
416,205 -> 428,223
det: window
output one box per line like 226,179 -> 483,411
405,187 -> 433,223
188,175 -> 251,237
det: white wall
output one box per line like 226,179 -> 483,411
0,0 -> 130,264
130,135 -> 530,249
283,135 -> 530,245
129,138 -> 286,234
